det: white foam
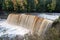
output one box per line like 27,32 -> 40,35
0,21 -> 30,36
38,14 -> 59,21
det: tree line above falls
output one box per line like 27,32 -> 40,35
0,0 -> 60,13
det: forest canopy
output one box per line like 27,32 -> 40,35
0,0 -> 60,13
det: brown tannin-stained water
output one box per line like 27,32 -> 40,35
6,14 -> 53,36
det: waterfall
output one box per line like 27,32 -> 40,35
7,14 -> 20,25
6,14 -> 53,36
38,19 -> 53,36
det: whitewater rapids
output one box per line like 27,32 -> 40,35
0,13 -> 59,40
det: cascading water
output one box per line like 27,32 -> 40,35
0,14 -> 53,40
6,14 -> 53,35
